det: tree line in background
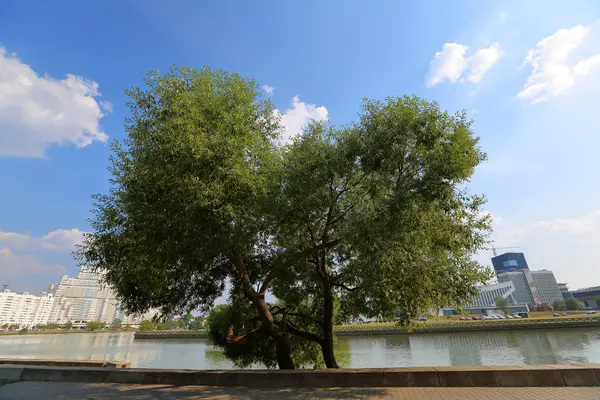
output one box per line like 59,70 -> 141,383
1,319 -> 132,332
76,66 -> 492,369
138,312 -> 206,331
550,297 -> 585,312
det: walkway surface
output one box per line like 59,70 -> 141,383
1,382 -> 600,399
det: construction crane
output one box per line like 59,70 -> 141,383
484,245 -> 520,257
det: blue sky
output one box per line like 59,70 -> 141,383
1,0 -> 600,293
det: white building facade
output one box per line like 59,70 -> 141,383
0,290 -> 55,328
2,268 -> 160,328
49,267 -> 120,324
470,281 -> 517,307
497,269 -> 563,305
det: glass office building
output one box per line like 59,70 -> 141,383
491,252 -> 529,275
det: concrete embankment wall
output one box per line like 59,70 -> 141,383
0,359 -> 129,368
1,364 -> 600,387
134,331 -> 209,339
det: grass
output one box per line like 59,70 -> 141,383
335,311 -> 599,331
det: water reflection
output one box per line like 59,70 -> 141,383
0,329 -> 598,369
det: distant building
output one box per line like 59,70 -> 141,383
438,281 -> 529,316
570,286 -> 600,308
491,252 -> 529,275
558,283 -> 573,300
48,267 -> 154,325
497,269 -> 563,305
470,281 -> 517,307
49,267 -> 119,324
0,290 -> 55,328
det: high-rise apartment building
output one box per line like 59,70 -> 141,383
1,267 -> 156,328
49,267 -> 156,325
0,290 -> 55,328
49,267 -> 120,324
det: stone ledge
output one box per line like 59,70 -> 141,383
0,359 -> 129,369
1,364 -> 599,387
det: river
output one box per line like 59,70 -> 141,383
1,328 -> 600,369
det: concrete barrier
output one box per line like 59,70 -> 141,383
0,359 -> 129,369
1,364 -> 599,387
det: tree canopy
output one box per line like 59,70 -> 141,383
565,297 -> 583,310
495,297 -> 509,314
76,66 -> 491,369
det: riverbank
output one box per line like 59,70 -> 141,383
133,316 -> 600,339
0,329 -> 133,337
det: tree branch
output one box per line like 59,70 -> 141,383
230,250 -> 260,300
285,321 -> 324,344
259,239 -> 340,295
333,282 -> 361,292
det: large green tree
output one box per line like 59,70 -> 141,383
76,66 -> 490,369
565,297 -> 583,311
495,297 -> 509,315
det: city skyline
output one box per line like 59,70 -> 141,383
0,266 -> 153,328
2,1 -> 600,293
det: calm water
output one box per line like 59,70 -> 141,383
1,329 -> 600,369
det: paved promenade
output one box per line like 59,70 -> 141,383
1,382 -> 600,399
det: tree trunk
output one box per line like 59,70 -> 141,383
275,333 -> 296,369
230,251 -> 296,369
322,284 -> 339,368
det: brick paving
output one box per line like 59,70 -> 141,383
1,382 -> 600,399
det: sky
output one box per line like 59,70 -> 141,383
1,0 -> 600,294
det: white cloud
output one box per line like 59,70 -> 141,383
275,96 -> 329,145
0,228 -> 85,253
0,247 -> 67,290
468,43 -> 503,83
517,25 -> 600,104
427,42 -> 503,87
476,210 -> 600,290
262,84 -> 275,96
99,100 -> 113,113
0,46 -> 108,158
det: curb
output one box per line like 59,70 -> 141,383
1,364 -> 599,387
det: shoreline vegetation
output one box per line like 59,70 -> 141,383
2,312 -> 597,338
133,315 -> 600,339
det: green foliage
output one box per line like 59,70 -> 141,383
565,297 -> 583,310
112,318 -> 122,329
188,317 -> 205,330
495,297 -> 509,315
207,303 -> 324,369
182,312 -> 194,329
86,321 -> 106,331
63,322 -> 73,330
552,300 -> 566,311
139,320 -> 155,331
76,66 -> 280,317
77,65 -> 490,369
